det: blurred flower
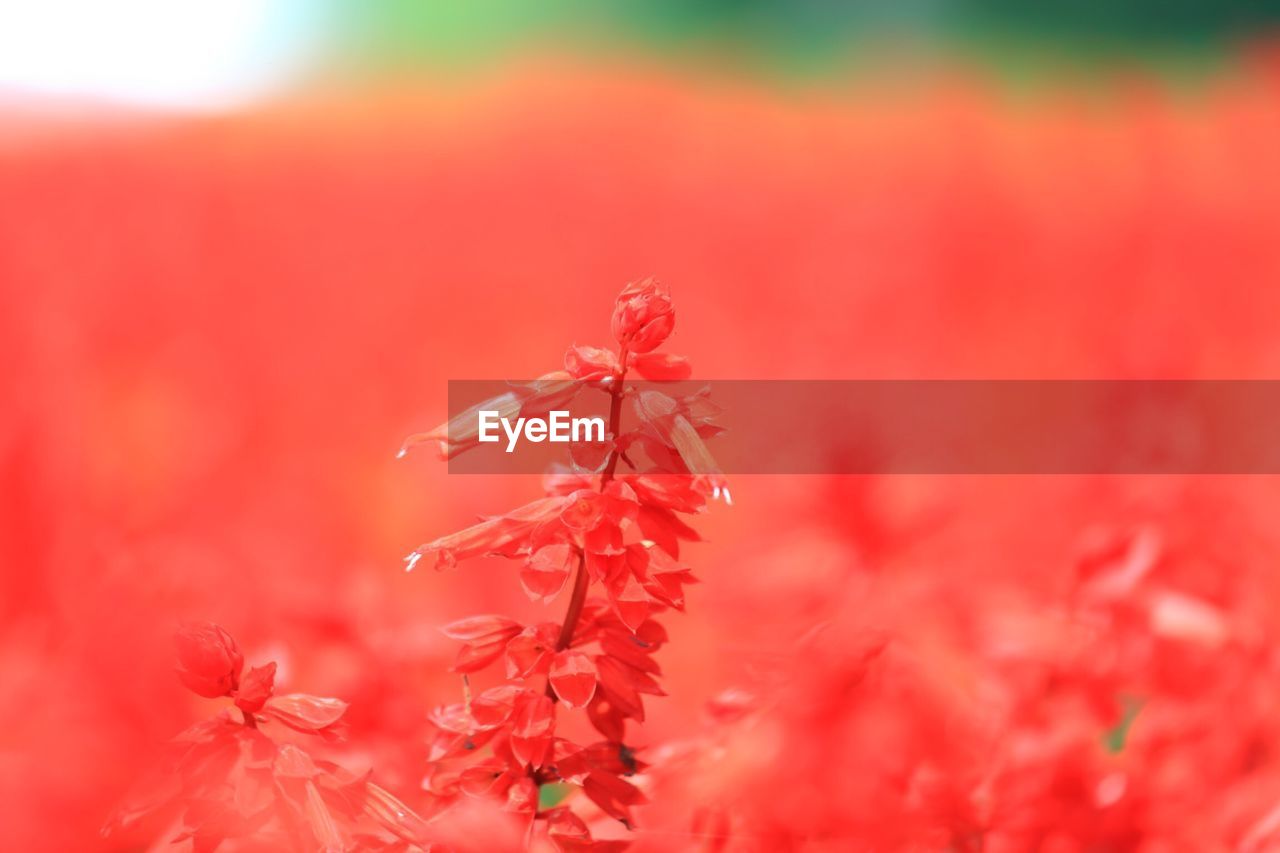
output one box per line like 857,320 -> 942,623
174,622 -> 243,698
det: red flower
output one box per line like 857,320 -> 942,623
610,277 -> 674,353
107,625 -> 427,850
174,622 -> 244,698
404,281 -> 720,846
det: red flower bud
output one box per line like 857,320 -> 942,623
611,278 -> 674,353
174,622 -> 244,698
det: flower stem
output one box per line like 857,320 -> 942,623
555,549 -> 589,652
599,348 -> 628,484
548,349 -> 628,695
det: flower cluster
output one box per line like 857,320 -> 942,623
103,623 -> 429,851
630,484 -> 1280,851
402,279 -> 725,850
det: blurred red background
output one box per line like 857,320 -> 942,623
5,55 -> 1280,849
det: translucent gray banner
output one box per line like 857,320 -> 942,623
433,380 -> 1280,474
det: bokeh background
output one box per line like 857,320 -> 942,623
5,2 -> 1280,850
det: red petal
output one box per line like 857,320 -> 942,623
505,777 -> 538,814
471,685 -> 522,728
263,694 -> 349,737
408,495 -> 570,571
582,772 -> 646,828
521,544 -> 575,603
441,614 -> 523,642
453,639 -> 509,674
599,631 -> 661,675
505,625 -> 555,679
545,806 -> 589,840
629,352 -> 692,380
625,474 -> 707,513
599,654 -> 665,699
634,504 -> 700,558
607,575 -> 651,634
234,662 -> 277,714
561,490 -> 607,532
587,694 -> 627,741
273,743 -> 319,779
554,840 -> 632,853
303,779 -> 344,852
400,375 -> 583,461
594,657 -> 646,722
364,782 -> 431,844
565,345 -> 620,380
458,758 -> 513,798
550,651 -> 598,709
510,691 -> 555,768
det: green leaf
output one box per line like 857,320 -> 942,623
538,781 -> 573,811
1103,696 -> 1143,754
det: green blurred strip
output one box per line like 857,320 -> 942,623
329,0 -> 1280,73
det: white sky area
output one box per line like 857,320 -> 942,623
0,0 -> 321,111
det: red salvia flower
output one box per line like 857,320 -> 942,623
105,623 -> 431,851
404,280 -> 723,850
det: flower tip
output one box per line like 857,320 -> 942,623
404,552 -> 423,573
